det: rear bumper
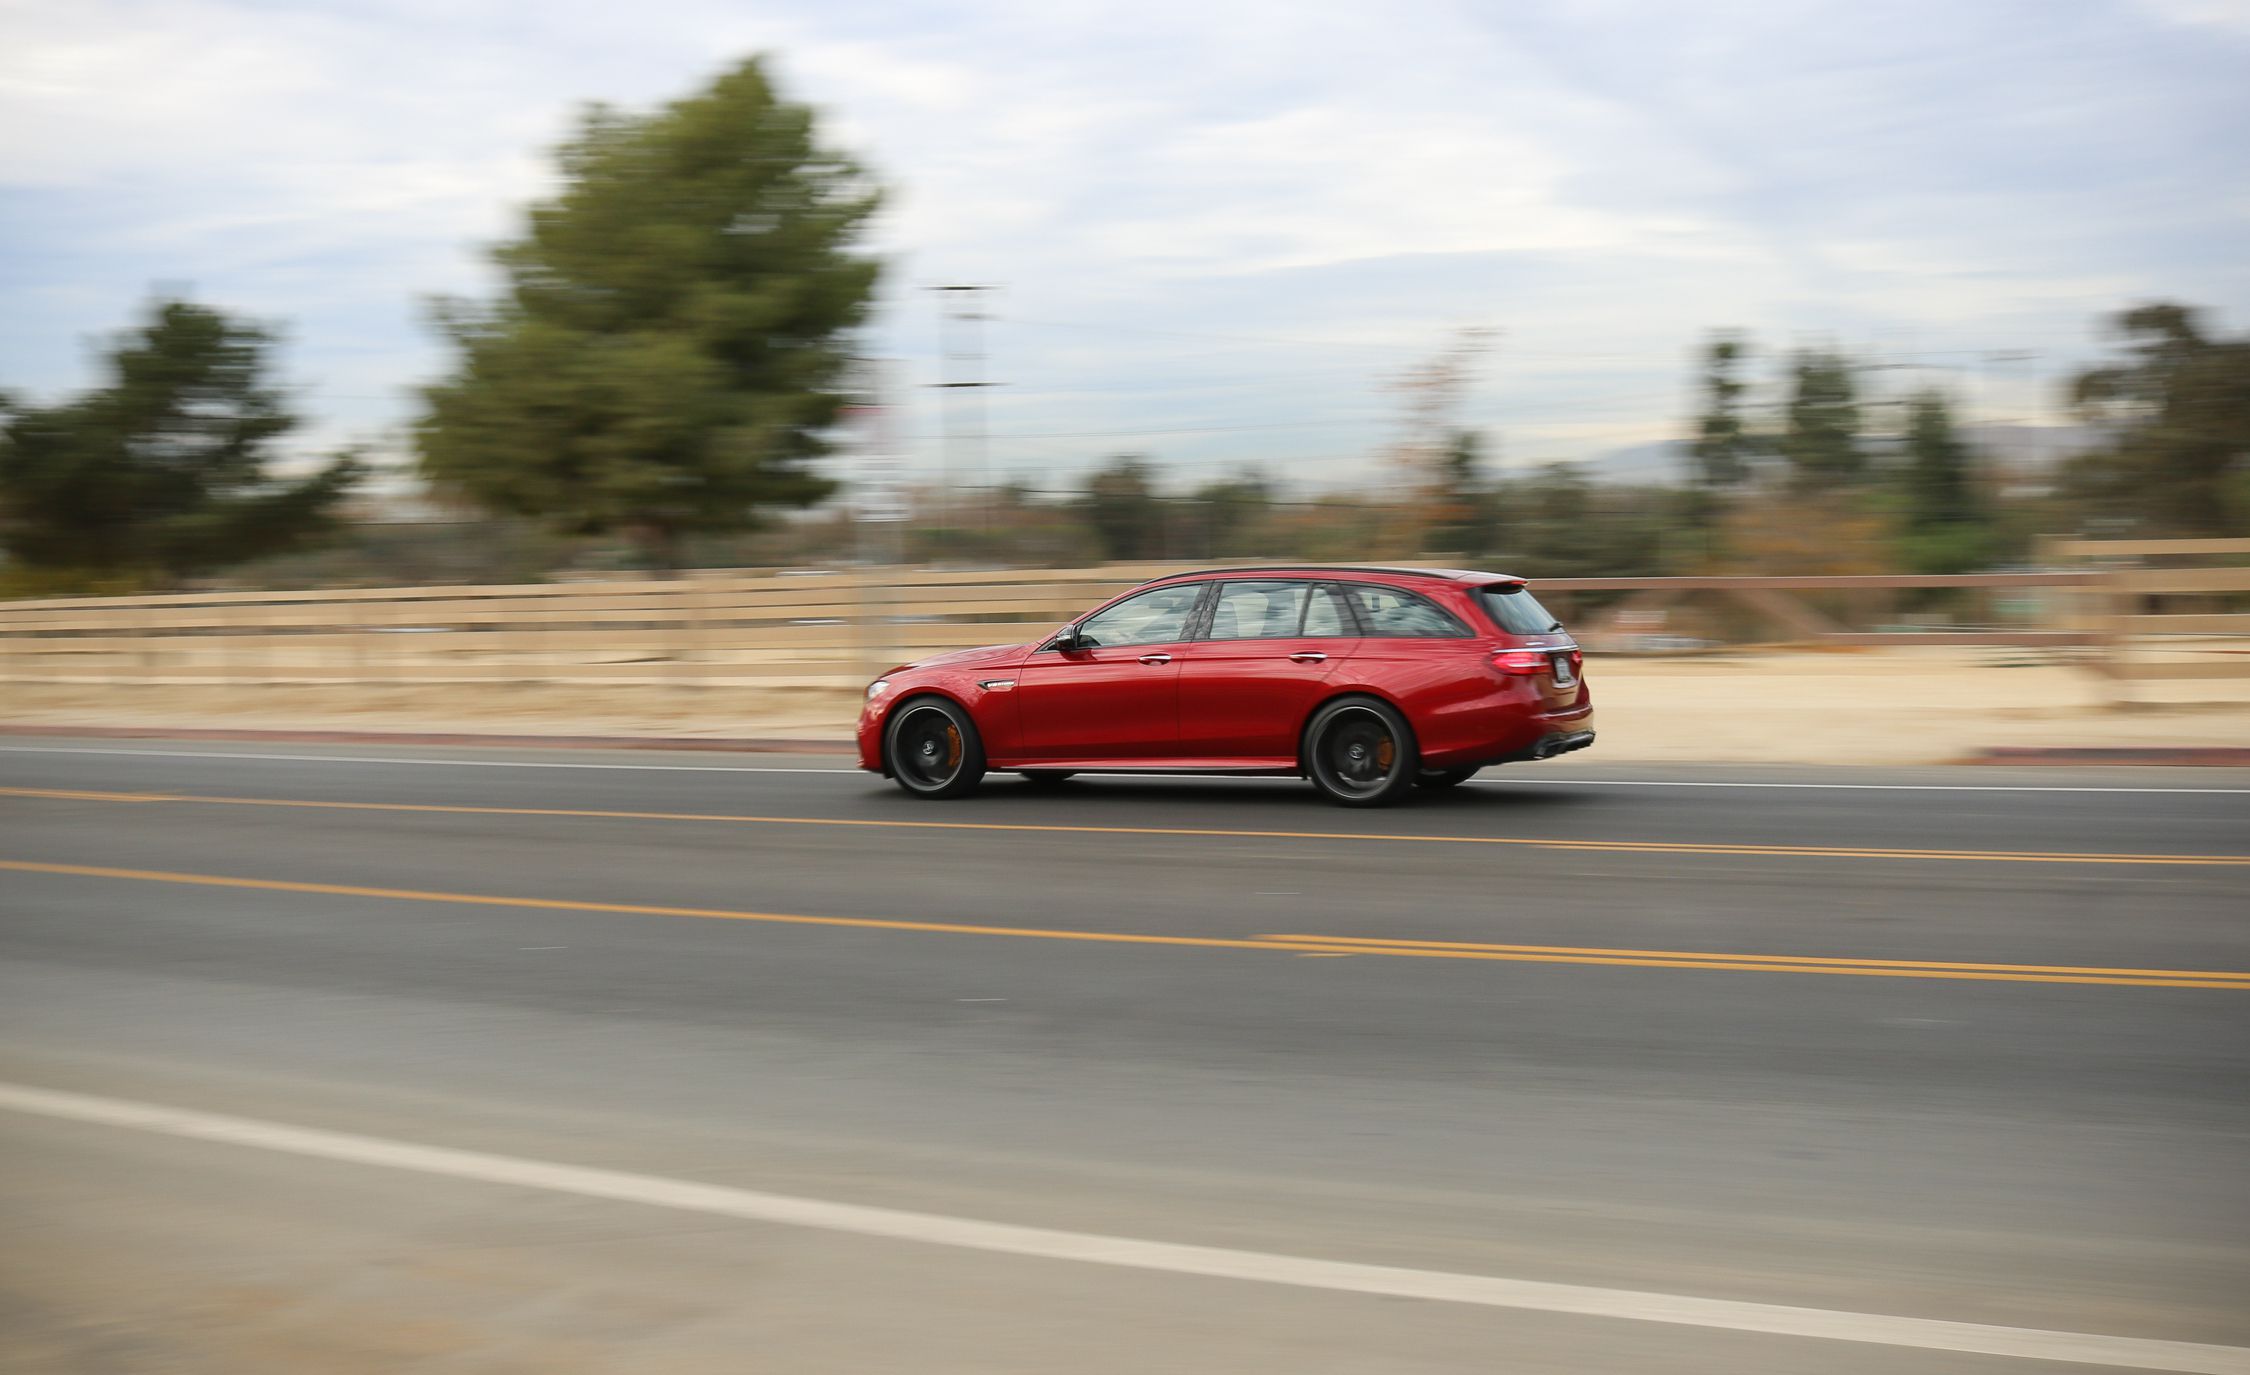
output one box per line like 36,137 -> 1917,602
1427,729 -> 1596,771
1508,729 -> 1596,762
1417,686 -> 1594,769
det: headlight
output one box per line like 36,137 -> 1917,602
866,678 -> 891,700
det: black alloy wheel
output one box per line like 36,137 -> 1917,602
887,698 -> 986,799
1305,698 -> 1418,807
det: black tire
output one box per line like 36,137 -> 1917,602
1303,698 -> 1418,808
1020,770 -> 1077,787
885,697 -> 986,799
1416,766 -> 1479,790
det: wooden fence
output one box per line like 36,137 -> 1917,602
0,542 -> 2242,695
2044,537 -> 2250,692
0,564 -> 1176,689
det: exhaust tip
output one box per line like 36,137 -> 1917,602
1532,731 -> 1595,760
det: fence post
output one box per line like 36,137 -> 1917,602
669,577 -> 689,692
2097,568 -> 2130,709
348,595 -> 369,683
853,565 -> 892,691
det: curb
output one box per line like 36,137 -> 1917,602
1966,746 -> 2250,768
0,724 -> 858,755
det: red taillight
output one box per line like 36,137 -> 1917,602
1491,648 -> 1583,678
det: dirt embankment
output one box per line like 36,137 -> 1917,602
4,647 -> 2246,764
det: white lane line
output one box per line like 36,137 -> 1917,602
2,1081 -> 2244,1373
1470,777 -> 2250,795
0,745 -> 859,775
1,744 -> 2247,794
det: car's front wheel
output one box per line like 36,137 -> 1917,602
886,697 -> 986,799
1304,698 -> 1418,807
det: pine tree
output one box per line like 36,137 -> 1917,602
1897,390 -> 1991,573
1777,350 -> 1864,489
416,58 -> 882,569
0,298 -> 362,588
1688,332 -> 1754,491
2067,302 -> 2250,535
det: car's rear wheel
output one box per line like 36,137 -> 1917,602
1416,766 -> 1479,789
886,698 -> 985,799
1020,770 -> 1076,787
1304,698 -> 1418,807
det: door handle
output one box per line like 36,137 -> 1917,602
1138,653 -> 1172,665
1288,651 -> 1327,663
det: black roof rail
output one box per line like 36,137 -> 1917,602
1131,564 -> 1510,587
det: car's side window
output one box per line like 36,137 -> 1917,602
1301,583 -> 1352,636
1206,581 -> 1318,640
1074,583 -> 1204,648
1342,584 -> 1471,638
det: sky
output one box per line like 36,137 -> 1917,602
3,0 -> 2247,501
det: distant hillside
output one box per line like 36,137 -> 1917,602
1955,424 -> 2109,469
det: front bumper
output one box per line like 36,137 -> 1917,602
856,701 -> 888,773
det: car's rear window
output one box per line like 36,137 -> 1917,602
1478,584 -> 1562,636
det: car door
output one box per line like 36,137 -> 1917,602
1014,581 -> 1208,761
1175,580 -> 1361,761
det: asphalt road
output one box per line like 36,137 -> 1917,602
2,737 -> 2246,1374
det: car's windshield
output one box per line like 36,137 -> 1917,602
1478,583 -> 1563,635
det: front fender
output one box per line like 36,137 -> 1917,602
868,668 -> 1027,767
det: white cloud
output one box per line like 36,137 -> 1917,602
1,0 -> 2244,486
2135,0 -> 2250,37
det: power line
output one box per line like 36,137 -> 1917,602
998,315 -> 1432,354
998,315 -> 1672,360
987,418 -> 1382,442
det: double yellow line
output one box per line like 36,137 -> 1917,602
1252,934 -> 2250,988
4,785 -> 2246,868
3,857 -> 2245,990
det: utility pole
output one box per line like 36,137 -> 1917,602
932,285 -> 997,558
839,357 -> 901,686
843,357 -> 906,566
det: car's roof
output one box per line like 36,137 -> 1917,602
1134,564 -> 1523,588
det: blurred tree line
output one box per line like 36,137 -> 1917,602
700,452 -> 1696,580
889,299 -> 2242,580
1663,301 -> 2249,576
2,53 -> 2243,593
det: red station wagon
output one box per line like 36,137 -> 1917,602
857,566 -> 1594,806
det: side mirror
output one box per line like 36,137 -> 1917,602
1045,626 -> 1083,652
